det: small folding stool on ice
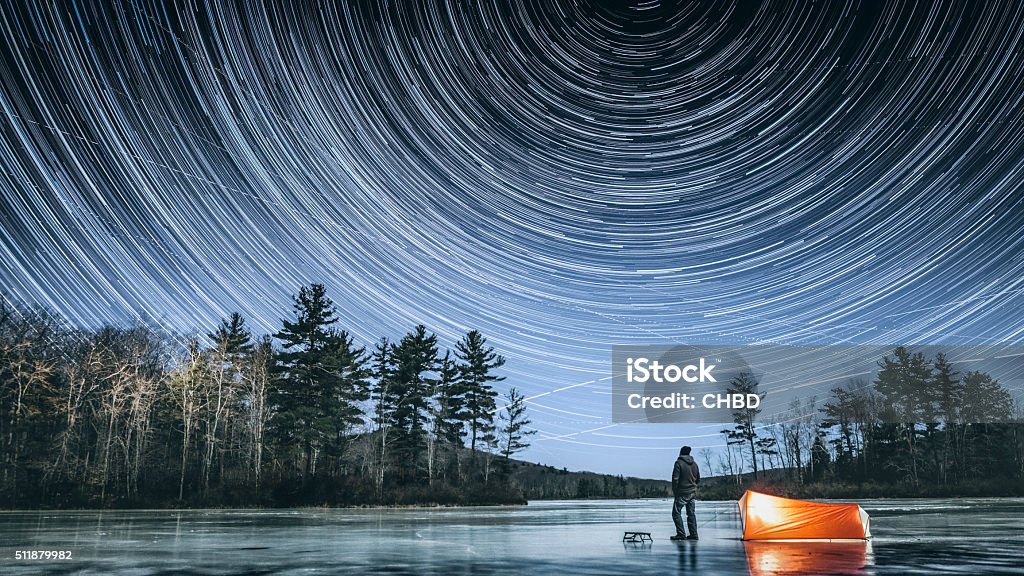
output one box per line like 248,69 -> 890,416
622,531 -> 652,543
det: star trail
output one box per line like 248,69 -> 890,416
2,1 -> 1024,477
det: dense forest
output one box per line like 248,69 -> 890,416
0,284 -> 540,508
4,285 -> 1023,508
708,348 -> 1024,498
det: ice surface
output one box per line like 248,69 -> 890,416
3,497 -> 1023,574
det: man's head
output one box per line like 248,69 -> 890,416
679,446 -> 692,456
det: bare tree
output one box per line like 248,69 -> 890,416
243,336 -> 273,491
51,334 -> 99,483
0,304 -> 59,492
168,338 -> 209,501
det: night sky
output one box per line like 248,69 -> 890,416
2,1 -> 1024,478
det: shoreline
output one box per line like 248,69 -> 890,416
6,492 -> 1024,513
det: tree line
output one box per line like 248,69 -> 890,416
0,284 -> 535,508
713,347 -> 1023,496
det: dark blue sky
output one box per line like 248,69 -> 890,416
2,1 -> 1024,477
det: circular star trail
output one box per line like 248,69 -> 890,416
2,1 -> 1024,476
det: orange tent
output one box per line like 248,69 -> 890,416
738,490 -> 871,540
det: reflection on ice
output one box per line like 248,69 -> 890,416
745,540 -> 872,575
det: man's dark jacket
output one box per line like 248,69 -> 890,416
672,455 -> 700,497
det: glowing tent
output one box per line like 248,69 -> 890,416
738,490 -> 871,540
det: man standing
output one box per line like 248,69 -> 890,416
670,445 -> 700,541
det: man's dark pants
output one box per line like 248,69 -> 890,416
672,493 -> 697,537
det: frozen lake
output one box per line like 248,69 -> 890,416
3,497 -> 1024,574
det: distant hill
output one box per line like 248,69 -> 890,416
505,460 -> 672,500
504,461 -> 803,502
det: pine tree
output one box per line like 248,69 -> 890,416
208,313 -> 254,359
932,353 -> 962,483
370,337 -> 396,495
434,351 -> 465,446
202,313 -> 252,491
961,371 -> 1011,422
271,284 -> 350,480
389,325 -> 439,480
322,329 -> 370,470
933,353 -> 961,425
370,338 -> 396,435
721,371 -> 764,479
875,347 -> 934,422
430,351 -> 465,482
456,330 -> 504,453
499,387 -> 535,463
874,347 -> 933,483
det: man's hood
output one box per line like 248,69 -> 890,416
678,455 -> 696,465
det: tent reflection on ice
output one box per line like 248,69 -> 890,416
738,490 -> 871,540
